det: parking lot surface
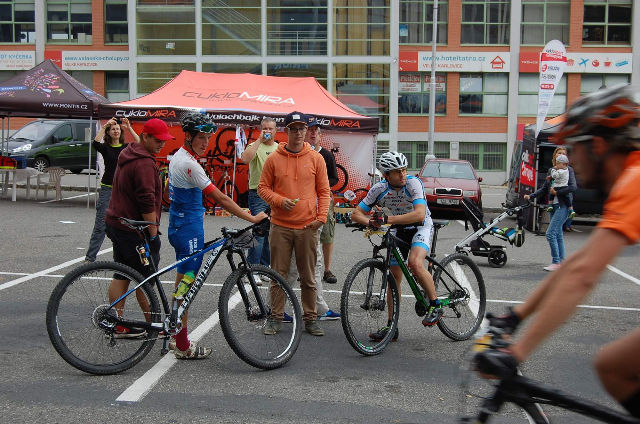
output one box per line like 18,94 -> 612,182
0,193 -> 638,423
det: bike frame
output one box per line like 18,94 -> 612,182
107,229 -> 265,335
372,225 -> 466,311
474,374 -> 640,424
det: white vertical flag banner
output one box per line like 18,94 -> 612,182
535,40 -> 567,138
234,126 -> 247,159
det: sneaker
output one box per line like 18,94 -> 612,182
305,320 -> 325,336
568,210 -> 576,219
545,206 -> 554,213
543,263 -> 561,272
422,305 -> 444,327
369,325 -> 399,342
323,270 -> 338,284
84,257 -> 95,263
283,312 -> 294,323
263,319 -> 281,335
174,341 -> 212,360
114,325 -> 146,339
252,273 -> 263,286
318,309 -> 341,321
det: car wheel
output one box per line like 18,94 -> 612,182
33,157 -> 49,172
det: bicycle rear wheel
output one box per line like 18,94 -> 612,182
46,261 -> 161,375
218,264 -> 302,370
340,258 -> 399,356
433,253 -> 485,341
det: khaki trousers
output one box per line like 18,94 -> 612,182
269,223 -> 318,322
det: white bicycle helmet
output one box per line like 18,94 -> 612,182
379,151 -> 408,173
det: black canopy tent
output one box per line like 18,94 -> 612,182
0,59 -> 110,205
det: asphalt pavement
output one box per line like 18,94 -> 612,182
0,181 -> 638,423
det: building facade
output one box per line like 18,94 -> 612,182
0,0 -> 637,183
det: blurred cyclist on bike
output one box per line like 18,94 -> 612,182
352,151 -> 440,342
167,112 -> 267,359
481,84 -> 640,418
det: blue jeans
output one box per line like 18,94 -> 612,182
86,186 -> 112,261
546,203 -> 569,264
247,189 -> 270,266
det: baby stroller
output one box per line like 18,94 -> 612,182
455,197 -> 530,268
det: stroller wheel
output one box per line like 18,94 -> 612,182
488,249 -> 507,268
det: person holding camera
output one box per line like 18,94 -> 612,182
85,116 -> 140,262
240,117 -> 278,280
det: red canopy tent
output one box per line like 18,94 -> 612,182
98,71 -> 378,207
98,70 -> 378,132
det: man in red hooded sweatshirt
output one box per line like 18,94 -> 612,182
258,111 -> 331,337
105,118 -> 174,337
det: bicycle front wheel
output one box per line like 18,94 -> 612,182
433,253 -> 485,341
340,258 -> 399,356
218,264 -> 302,370
46,261 -> 161,375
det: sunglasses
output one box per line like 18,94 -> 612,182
194,123 -> 217,134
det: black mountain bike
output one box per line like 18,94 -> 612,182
46,217 -> 302,375
461,327 -> 640,423
340,221 -> 486,356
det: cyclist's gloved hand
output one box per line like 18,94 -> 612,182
368,210 -> 387,228
474,349 -> 518,380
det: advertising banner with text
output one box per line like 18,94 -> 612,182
62,51 -> 130,71
520,51 -> 631,74
536,40 -> 567,137
0,51 -> 35,70
417,51 -> 509,72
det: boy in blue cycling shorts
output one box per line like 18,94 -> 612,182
352,151 -> 442,342
167,113 -> 267,359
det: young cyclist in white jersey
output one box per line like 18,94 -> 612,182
352,151 -> 442,342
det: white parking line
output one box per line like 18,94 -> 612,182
116,291 -> 243,403
0,247 -> 112,292
607,264 -> 640,287
39,192 -> 95,204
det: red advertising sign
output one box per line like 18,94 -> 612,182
44,50 -> 62,68
399,51 -> 418,72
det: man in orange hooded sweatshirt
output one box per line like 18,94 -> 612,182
258,111 -> 331,336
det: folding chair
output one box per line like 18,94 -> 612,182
36,167 -> 66,201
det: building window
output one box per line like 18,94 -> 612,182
202,62 -> 262,74
68,70 -> 92,88
459,73 -> 508,115
398,72 -> 446,115
0,0 -> 35,43
137,62 -> 196,94
334,63 -> 389,132
518,73 -> 566,116
105,71 -> 129,102
46,0 -> 92,43
399,0 -> 448,45
521,0 -> 569,45
398,141 -> 449,170
580,74 -> 630,95
334,0 -> 389,56
136,0 -> 195,55
267,1 -> 327,56
459,142 -> 506,171
105,0 -> 127,44
583,0 -> 631,45
267,63 -> 327,88
461,0 -> 510,45
203,0 -> 260,55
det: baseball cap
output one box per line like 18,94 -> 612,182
284,111 -> 307,128
306,115 -> 320,128
142,118 -> 175,141
555,154 -> 569,163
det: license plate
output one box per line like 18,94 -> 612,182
436,198 -> 460,205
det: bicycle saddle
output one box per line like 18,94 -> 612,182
119,217 -> 159,230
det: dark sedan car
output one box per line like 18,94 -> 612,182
417,159 -> 483,214
9,119 -> 96,173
